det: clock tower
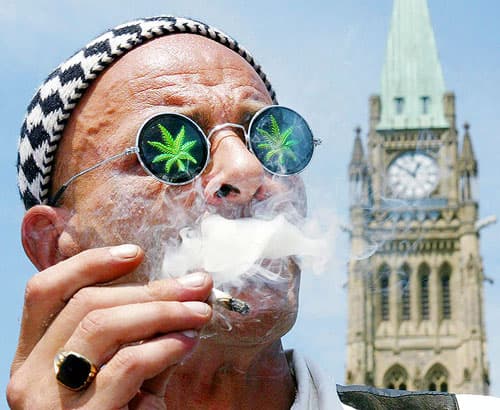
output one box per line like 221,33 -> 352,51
345,0 -> 490,394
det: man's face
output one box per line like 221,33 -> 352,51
52,34 -> 306,344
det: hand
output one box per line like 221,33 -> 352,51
7,245 -> 213,409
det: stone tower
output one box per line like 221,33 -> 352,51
345,0 -> 490,394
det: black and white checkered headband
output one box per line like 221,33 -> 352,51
17,16 -> 278,210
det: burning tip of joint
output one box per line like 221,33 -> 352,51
225,297 -> 251,315
210,288 -> 250,315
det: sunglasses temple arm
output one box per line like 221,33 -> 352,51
49,147 -> 138,207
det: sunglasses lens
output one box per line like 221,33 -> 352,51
248,106 -> 314,175
137,114 -> 209,184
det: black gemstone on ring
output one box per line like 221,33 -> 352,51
56,353 -> 92,390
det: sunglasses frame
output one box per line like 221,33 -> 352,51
246,105 -> 317,177
136,112 -> 211,186
49,105 -> 319,206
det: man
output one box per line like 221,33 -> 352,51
9,16 -> 342,409
8,16 -> 499,410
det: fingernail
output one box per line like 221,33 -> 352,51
181,329 -> 199,338
110,244 -> 139,258
183,301 -> 209,315
177,272 -> 206,288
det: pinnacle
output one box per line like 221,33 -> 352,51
461,123 -> 475,161
350,127 -> 365,165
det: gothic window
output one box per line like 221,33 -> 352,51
419,263 -> 430,320
398,264 -> 411,321
394,97 -> 404,114
379,264 -> 391,321
421,96 -> 431,114
353,173 -> 362,202
460,171 -> 470,201
440,263 -> 452,320
425,364 -> 449,392
384,365 -> 408,390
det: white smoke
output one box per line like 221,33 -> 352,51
161,213 -> 329,287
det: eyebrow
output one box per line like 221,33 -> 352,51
178,100 -> 269,132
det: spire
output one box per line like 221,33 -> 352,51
460,123 -> 478,174
377,0 -> 449,130
349,127 -> 369,206
350,127 -> 365,166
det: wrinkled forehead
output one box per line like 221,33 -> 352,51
115,34 -> 266,85
99,34 -> 270,99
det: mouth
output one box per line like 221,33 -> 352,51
161,213 -> 314,319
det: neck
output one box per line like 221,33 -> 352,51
164,338 -> 296,409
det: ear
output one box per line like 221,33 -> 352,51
21,205 -> 70,270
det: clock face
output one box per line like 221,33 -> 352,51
387,152 -> 439,199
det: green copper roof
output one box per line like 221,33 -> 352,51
377,0 -> 449,130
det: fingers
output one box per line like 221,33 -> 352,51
11,243 -> 216,410
14,245 -> 144,370
43,272 -> 213,350
83,332 -> 198,409
63,301 -> 211,368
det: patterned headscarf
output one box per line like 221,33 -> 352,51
17,16 -> 277,209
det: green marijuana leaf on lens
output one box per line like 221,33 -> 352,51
147,124 -> 197,174
256,115 -> 298,165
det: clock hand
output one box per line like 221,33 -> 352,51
410,162 -> 421,178
395,163 -> 414,177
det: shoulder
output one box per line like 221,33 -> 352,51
287,350 -> 346,410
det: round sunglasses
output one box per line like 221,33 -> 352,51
50,105 -> 320,206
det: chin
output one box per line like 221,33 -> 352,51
202,258 -> 301,346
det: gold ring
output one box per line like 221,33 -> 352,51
54,350 -> 98,391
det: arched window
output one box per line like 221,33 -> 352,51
460,171 -> 470,201
398,264 -> 411,321
394,97 -> 405,114
440,263 -> 452,319
421,96 -> 431,114
418,263 -> 430,320
425,364 -> 449,392
384,365 -> 408,390
379,264 -> 391,321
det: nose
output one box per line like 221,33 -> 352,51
204,129 -> 264,205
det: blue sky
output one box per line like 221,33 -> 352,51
1,0 -> 499,403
